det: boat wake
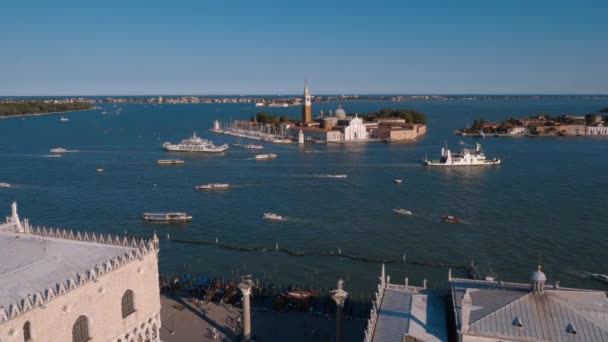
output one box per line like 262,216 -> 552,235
312,174 -> 348,179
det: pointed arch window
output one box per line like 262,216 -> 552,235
122,289 -> 135,318
72,316 -> 89,342
23,321 -> 32,341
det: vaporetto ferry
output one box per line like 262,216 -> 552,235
424,143 -> 501,166
162,132 -> 228,153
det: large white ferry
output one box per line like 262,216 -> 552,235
162,132 -> 228,153
424,143 -> 500,166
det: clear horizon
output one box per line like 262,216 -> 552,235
2,0 -> 607,96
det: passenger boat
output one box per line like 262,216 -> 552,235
590,273 -> 608,283
50,147 -> 68,153
263,213 -> 283,220
441,215 -> 462,223
393,208 -> 412,215
142,212 -> 192,222
0,183 -> 11,188
394,179 -> 403,184
243,144 -> 264,150
255,153 -> 278,160
157,159 -> 185,165
424,143 -> 500,166
162,132 -> 229,153
60,116 -> 69,122
195,183 -> 230,191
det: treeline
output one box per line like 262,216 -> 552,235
250,112 -> 297,124
0,101 -> 91,117
361,108 -> 426,124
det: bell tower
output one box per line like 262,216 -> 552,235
302,80 -> 312,124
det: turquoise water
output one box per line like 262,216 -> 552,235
1,98 -> 607,296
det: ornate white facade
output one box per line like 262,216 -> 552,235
0,203 -> 161,342
343,116 -> 369,141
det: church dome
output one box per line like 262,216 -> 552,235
335,105 -> 346,119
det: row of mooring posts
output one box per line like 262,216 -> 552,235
237,275 -> 349,342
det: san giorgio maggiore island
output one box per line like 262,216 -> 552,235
2,203 -> 608,342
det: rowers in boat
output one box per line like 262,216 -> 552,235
441,215 -> 462,223
255,153 -> 278,160
263,213 -> 283,220
157,159 -> 185,165
195,183 -> 230,191
590,273 -> 608,283
393,208 -> 412,215
142,212 -> 192,222
243,144 -> 264,150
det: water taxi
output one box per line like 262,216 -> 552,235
393,208 -> 412,215
255,153 -> 278,160
263,213 -> 283,221
424,143 -> 500,166
441,215 -> 462,223
162,132 -> 228,153
243,144 -> 264,150
157,159 -> 185,165
142,212 -> 192,222
195,183 -> 230,191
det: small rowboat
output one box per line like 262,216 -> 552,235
441,215 -> 462,223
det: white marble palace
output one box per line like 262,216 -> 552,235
0,202 -> 161,342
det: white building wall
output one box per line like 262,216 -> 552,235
587,126 -> 608,135
0,252 -> 161,342
343,117 -> 369,140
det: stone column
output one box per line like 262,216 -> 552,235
330,279 -> 349,342
238,275 -> 253,341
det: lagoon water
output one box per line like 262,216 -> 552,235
1,98 -> 607,297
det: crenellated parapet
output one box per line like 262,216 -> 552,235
0,202 -> 160,324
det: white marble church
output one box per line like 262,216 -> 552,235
0,202 -> 162,342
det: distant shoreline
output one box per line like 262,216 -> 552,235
0,108 -> 93,120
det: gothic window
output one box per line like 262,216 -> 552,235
122,290 -> 135,318
72,316 -> 90,342
23,321 -> 32,341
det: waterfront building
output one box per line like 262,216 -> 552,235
372,123 -> 427,141
451,265 -> 608,342
335,104 -> 346,120
340,115 -> 369,141
364,265 -> 448,342
302,80 -> 312,124
508,126 -> 527,135
0,203 -> 161,342
289,126 -> 342,142
587,125 -> 608,135
158,96 -> 163,104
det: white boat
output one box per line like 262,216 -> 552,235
243,144 -> 264,150
96,168 -> 104,173
255,153 -> 278,160
591,273 -> 608,283
0,183 -> 11,188
157,159 -> 185,165
162,132 -> 229,153
60,117 -> 69,122
394,179 -> 403,184
263,213 -> 283,220
195,183 -> 230,191
50,147 -> 68,153
424,143 -> 500,166
393,208 -> 412,215
142,212 -> 192,222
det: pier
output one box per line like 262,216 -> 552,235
210,119 -> 292,144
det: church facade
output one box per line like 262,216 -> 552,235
0,203 -> 161,342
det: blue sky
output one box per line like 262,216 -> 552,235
1,0 -> 607,95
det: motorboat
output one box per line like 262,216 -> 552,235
263,213 -> 283,220
590,273 -> 608,283
317,174 -> 347,178
162,132 -> 229,153
424,143 -> 500,166
60,116 -> 69,122
142,212 -> 192,222
393,208 -> 412,215
441,215 -> 462,223
243,144 -> 264,150
0,183 -> 11,188
96,168 -> 104,173
195,183 -> 230,191
286,291 -> 314,300
255,153 -> 278,160
50,147 -> 67,153
394,179 -> 403,184
157,159 -> 185,165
